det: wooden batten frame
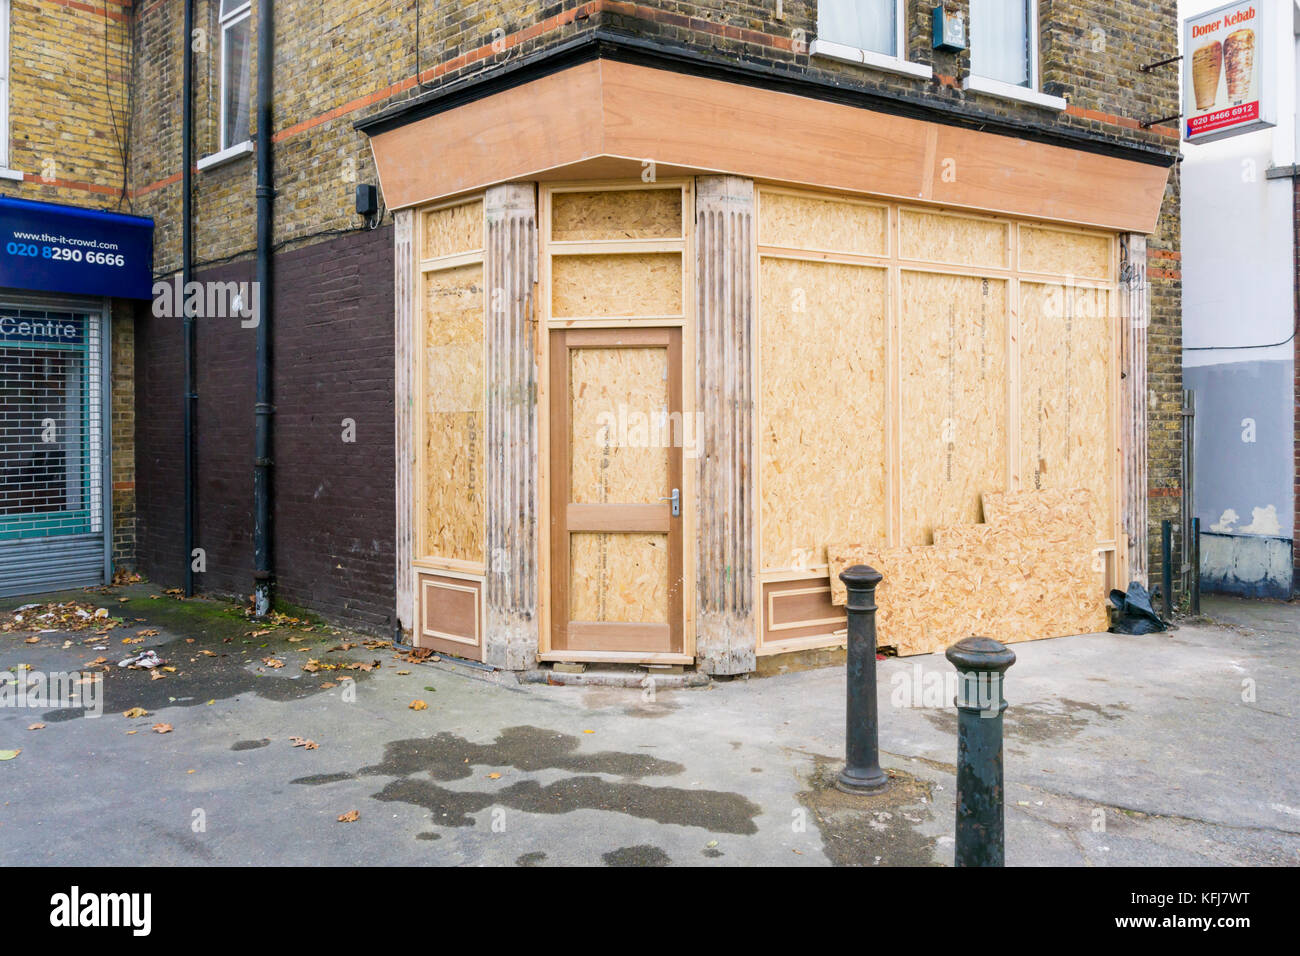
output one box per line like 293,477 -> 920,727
752,185 -> 1124,656
537,180 -> 697,664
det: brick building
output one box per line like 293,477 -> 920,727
4,1 -> 1185,673
0,0 -> 146,596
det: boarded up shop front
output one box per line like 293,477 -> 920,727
362,55 -> 1170,673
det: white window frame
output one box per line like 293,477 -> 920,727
811,0 -> 933,80
963,0 -> 1066,110
0,0 -> 15,177
217,0 -> 253,156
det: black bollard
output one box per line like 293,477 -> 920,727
836,565 -> 888,794
946,636 -> 1016,867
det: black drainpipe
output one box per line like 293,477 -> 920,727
252,0 -> 275,616
181,0 -> 196,597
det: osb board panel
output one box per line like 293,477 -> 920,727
899,209 -> 1009,270
759,257 -> 887,569
552,253 -> 683,318
422,264 -> 484,562
826,489 -> 1107,655
422,200 -> 483,260
1019,225 -> 1111,280
570,532 -> 669,622
1019,283 -> 1114,538
758,191 -> 888,256
552,188 -> 682,241
899,272 -> 1007,545
569,346 -> 669,504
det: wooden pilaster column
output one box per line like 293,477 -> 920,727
483,183 -> 539,669
393,208 -> 415,638
1120,233 -> 1149,587
694,175 -> 756,674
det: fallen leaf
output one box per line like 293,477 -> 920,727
409,700 -> 428,711
582,729 -> 595,735
27,723 -> 44,731
320,682 -> 337,689
487,772 -> 501,780
122,637 -> 144,645
125,730 -> 137,735
261,657 -> 285,669
23,636 -> 38,644
162,666 -> 176,673
137,629 -> 159,637
199,650 -> 216,657
396,670 -> 411,676
149,671 -> 167,681
122,707 -> 149,719
337,810 -> 360,823
289,736 -> 318,750
152,723 -> 173,734
0,750 -> 19,760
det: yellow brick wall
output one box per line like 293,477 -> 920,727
1,0 -> 133,210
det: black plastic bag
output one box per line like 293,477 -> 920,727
1108,580 -> 1168,634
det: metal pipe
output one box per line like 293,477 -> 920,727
1161,519 -> 1173,620
946,636 -> 1016,867
252,0 -> 275,616
1191,516 -> 1201,616
182,0 -> 195,597
835,564 -> 888,794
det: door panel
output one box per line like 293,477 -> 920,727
550,327 -> 683,654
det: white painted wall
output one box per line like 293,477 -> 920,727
1179,0 -> 1297,592
1180,0 -> 1296,369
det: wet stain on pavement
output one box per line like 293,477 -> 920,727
921,697 -> 1131,744
20,592 -> 380,721
372,773 -> 759,832
516,851 -> 546,866
603,845 -> 670,866
415,832 -> 441,841
232,738 -> 272,751
292,726 -> 761,834
297,726 -> 685,783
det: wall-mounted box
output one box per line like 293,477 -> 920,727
932,6 -> 966,52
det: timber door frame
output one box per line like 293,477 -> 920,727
548,327 -> 685,655
537,179 -> 696,665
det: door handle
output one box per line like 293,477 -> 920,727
658,488 -> 680,517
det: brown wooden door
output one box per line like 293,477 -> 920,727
550,327 -> 684,654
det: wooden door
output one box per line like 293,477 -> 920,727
549,327 -> 684,654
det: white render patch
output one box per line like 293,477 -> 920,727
1239,504 -> 1282,536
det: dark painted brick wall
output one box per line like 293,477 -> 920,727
135,225 -> 395,632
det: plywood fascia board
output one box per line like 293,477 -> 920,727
371,60 -> 1170,233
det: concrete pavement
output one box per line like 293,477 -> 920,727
1,586 -> 1296,866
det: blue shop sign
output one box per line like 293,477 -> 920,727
0,196 -> 154,299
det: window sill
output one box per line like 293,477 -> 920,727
961,75 -> 1066,111
0,167 -> 23,182
810,39 -> 933,80
196,140 -> 254,172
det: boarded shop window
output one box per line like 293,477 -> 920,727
220,0 -> 252,150
416,200 -> 487,568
